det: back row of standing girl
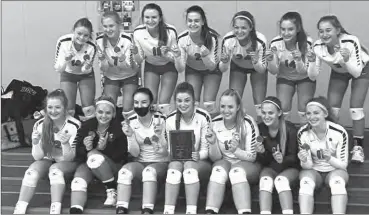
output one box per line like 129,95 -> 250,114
53,3 -> 368,163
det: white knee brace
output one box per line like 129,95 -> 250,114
298,111 -> 307,123
86,154 -> 105,169
166,169 -> 182,185
350,108 -> 365,120
203,101 -> 216,114
274,176 -> 291,194
158,104 -> 171,116
122,110 -> 135,118
82,105 -> 95,120
68,109 -> 76,117
255,104 -> 262,117
22,169 -> 39,187
49,168 -> 65,185
183,168 -> 199,184
259,176 -> 274,193
329,176 -> 347,195
142,166 -> 157,182
331,107 -> 340,119
299,177 -> 315,196
283,111 -> 291,120
209,166 -> 228,185
117,168 -> 133,185
71,177 -> 88,192
229,167 -> 247,185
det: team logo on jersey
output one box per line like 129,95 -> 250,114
284,60 -> 296,69
194,53 -> 202,61
235,54 -> 252,61
333,63 -> 342,68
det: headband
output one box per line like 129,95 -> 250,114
233,15 -> 253,27
306,101 -> 328,114
96,100 -> 115,109
262,99 -> 281,110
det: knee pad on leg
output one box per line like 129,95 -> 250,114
283,111 -> 291,120
158,104 -> 171,116
86,154 -> 105,169
298,111 -> 307,123
166,169 -> 182,185
259,176 -> 274,193
68,109 -> 76,117
195,101 -> 200,107
117,168 -> 133,185
122,110 -> 135,118
329,176 -> 347,195
183,168 -> 199,184
82,106 -> 95,120
299,177 -> 315,196
229,167 -> 247,185
49,168 -> 65,185
142,166 -> 157,182
331,107 -> 340,119
350,108 -> 365,120
274,176 -> 291,194
203,101 -> 216,114
71,177 -> 88,192
209,166 -> 228,185
255,104 -> 262,117
22,169 -> 39,187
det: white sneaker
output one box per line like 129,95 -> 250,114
104,189 -> 117,206
351,146 -> 365,163
13,201 -> 27,214
50,202 -> 61,214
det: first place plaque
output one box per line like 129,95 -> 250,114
169,130 -> 194,161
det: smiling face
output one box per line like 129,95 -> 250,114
95,103 -> 114,125
233,18 -> 252,41
102,17 -> 120,38
220,95 -> 239,121
175,92 -> 195,116
46,98 -> 66,121
306,105 -> 327,128
186,12 -> 204,34
73,26 -> 91,45
143,9 -> 160,30
261,103 -> 281,127
280,19 -> 298,43
318,21 -> 340,46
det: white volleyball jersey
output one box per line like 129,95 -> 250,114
128,112 -> 169,162
32,115 -> 81,162
166,107 -> 211,160
133,24 -> 178,65
54,34 -> 97,74
211,114 -> 259,164
220,31 -> 267,73
297,122 -> 349,172
268,35 -> 313,80
96,31 -> 137,80
176,30 -> 219,71
309,33 -> 369,79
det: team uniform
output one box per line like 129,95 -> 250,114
133,24 -> 178,72
96,31 -> 139,88
219,31 -> 267,74
54,33 -> 97,82
13,115 -> 81,214
212,114 -> 259,164
308,33 -> 369,80
32,115 -> 81,162
116,112 -> 168,213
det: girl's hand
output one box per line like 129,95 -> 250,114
83,135 -> 94,151
171,44 -> 181,58
200,45 -> 210,57
205,127 -> 217,145
220,47 -> 231,63
121,121 -> 134,137
340,48 -> 350,62
192,151 -> 200,161
306,49 -> 316,62
298,149 -> 309,162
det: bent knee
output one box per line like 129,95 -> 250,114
48,168 -> 65,185
117,168 -> 133,185
142,166 -> 157,182
229,167 -> 247,185
329,176 -> 347,195
22,169 -> 40,187
86,154 -> 105,169
274,176 -> 291,193
71,177 -> 88,192
299,177 -> 315,196
209,166 -> 228,185
259,176 -> 274,193
183,168 -> 199,184
168,161 -> 183,171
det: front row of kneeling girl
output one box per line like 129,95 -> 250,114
14,82 -> 349,214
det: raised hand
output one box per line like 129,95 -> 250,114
121,121 -> 134,137
220,47 -> 231,63
200,45 -> 210,57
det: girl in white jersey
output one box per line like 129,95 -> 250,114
133,3 -> 179,115
205,89 -> 261,214
117,87 -> 169,214
219,11 -> 268,119
174,5 -> 221,114
307,15 -> 369,163
54,18 -> 97,121
13,89 -> 81,214
97,11 -> 141,118
164,82 -> 212,214
297,96 -> 349,214
266,12 -> 315,123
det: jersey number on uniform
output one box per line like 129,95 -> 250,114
152,47 -> 162,56
194,53 -> 202,61
71,60 -> 82,66
111,56 -> 119,66
235,54 -> 251,60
